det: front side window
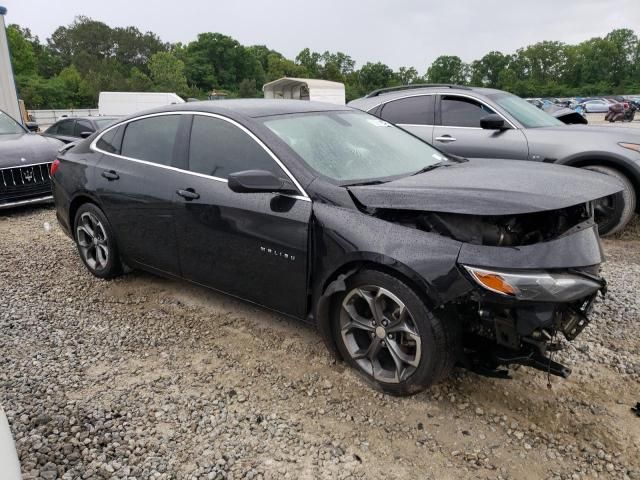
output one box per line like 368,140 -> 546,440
488,92 -> 563,128
380,95 -> 435,125
121,115 -> 181,166
188,115 -> 283,179
440,96 -> 496,128
262,111 -> 445,183
0,111 -> 26,135
57,120 -> 75,136
74,120 -> 94,137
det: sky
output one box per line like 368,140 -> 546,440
1,0 -> 639,72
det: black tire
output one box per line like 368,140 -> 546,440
331,269 -> 458,396
583,165 -> 637,236
73,203 -> 122,279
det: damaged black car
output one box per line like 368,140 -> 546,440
51,100 -> 621,395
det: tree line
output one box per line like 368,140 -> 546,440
6,16 -> 640,109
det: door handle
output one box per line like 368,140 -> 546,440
435,135 -> 457,143
176,188 -> 200,200
101,170 -> 119,180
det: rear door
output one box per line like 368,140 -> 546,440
376,95 -> 435,143
433,94 -> 528,160
95,114 -> 187,275
173,113 -> 311,317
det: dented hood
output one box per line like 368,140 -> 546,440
348,159 -> 623,215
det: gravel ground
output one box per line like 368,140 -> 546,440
1,206 -> 638,480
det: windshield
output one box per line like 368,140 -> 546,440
0,111 -> 26,135
488,92 -> 564,128
262,111 -> 445,183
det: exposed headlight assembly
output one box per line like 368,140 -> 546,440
463,266 -> 603,302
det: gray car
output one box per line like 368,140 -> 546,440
349,85 -> 639,235
580,99 -> 610,113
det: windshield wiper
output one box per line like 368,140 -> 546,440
343,179 -> 389,187
411,161 -> 450,176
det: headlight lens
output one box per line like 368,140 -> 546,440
463,266 -> 603,302
619,142 -> 640,153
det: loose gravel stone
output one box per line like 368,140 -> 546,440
1,206 -> 638,479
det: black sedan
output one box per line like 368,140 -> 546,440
51,100 -> 621,395
0,109 -> 62,209
42,116 -> 118,144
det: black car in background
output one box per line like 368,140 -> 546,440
43,116 -> 118,144
51,100 -> 620,395
0,109 -> 62,209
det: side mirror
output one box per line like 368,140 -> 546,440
25,121 -> 39,132
80,131 -> 93,138
228,170 -> 298,194
480,114 -> 506,130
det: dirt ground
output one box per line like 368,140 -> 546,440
1,207 -> 639,480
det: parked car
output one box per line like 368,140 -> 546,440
0,109 -> 62,209
580,99 -> 610,113
42,116 -> 118,144
349,85 -> 640,235
51,100 -> 620,395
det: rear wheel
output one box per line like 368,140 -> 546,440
332,270 -> 458,396
74,203 -> 122,279
583,165 -> 636,236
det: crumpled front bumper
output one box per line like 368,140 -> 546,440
454,224 -> 606,378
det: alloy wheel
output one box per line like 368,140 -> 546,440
340,286 -> 422,383
76,211 -> 110,271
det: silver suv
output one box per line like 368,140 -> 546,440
349,85 -> 640,235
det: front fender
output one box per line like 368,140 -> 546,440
310,203 -> 473,354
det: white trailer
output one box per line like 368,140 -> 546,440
98,92 -> 185,116
0,6 -> 21,123
263,77 -> 345,105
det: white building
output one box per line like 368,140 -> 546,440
263,77 -> 345,105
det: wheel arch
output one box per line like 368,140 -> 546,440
68,192 -> 104,232
561,154 -> 640,213
313,254 -> 443,358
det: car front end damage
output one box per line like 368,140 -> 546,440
383,202 -> 606,379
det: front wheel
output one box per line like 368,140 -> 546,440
332,270 -> 458,396
583,165 -> 637,236
74,203 -> 122,279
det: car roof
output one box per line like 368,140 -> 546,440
55,116 -> 119,122
348,85 -> 505,111
130,99 -> 352,120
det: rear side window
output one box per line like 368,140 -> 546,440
188,115 -> 283,179
379,95 -> 435,125
121,115 -> 181,166
45,123 -> 59,134
440,96 -> 495,128
57,120 -> 75,136
96,126 -> 123,154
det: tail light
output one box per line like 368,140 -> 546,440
50,159 -> 60,176
624,102 -> 629,109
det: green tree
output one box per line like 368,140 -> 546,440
148,51 -> 188,95
426,55 -> 468,84
6,25 -> 37,75
396,66 -> 420,85
357,62 -> 397,95
238,78 -> 257,98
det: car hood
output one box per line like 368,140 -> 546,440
348,159 -> 623,215
0,133 -> 62,168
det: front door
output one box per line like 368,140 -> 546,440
173,114 -> 311,317
433,94 -> 529,160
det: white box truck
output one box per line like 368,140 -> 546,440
98,92 -> 185,116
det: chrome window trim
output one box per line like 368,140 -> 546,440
368,92 -> 517,129
397,123 -> 435,128
90,110 -> 310,201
